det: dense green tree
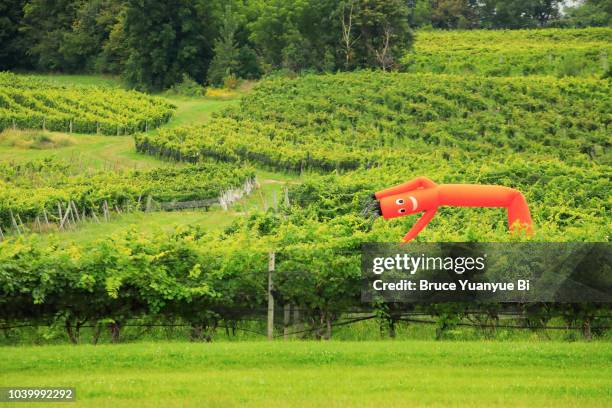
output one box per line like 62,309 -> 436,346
2,0 -> 605,88
19,0 -> 79,70
248,0 -> 412,73
122,0 -> 218,91
236,45 -> 263,79
60,0 -> 124,72
207,5 -> 240,86
429,0 -> 479,29
0,0 -> 27,70
409,0 -> 434,27
100,6 -> 128,74
352,0 -> 412,71
409,0 -> 566,28
479,0 -> 562,28
562,0 -> 612,27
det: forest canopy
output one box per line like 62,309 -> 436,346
0,0 -> 610,91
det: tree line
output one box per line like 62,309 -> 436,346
411,0 -> 611,29
0,0 -> 609,91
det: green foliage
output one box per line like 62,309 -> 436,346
405,28 -> 612,77
2,0 -> 414,87
137,71 -> 610,170
479,0 -> 562,29
560,0 -> 612,28
2,0 -> 611,88
18,0 -> 79,70
167,74 -> 206,97
1,27 -> 611,342
236,45 -> 263,79
122,0 -> 217,91
0,221 -> 608,342
248,0 -> 413,72
0,73 -> 175,134
207,5 -> 240,87
411,0 -> 565,29
0,0 -> 27,70
0,157 -> 255,230
137,68 -> 610,244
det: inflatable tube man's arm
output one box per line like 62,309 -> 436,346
403,209 -> 437,242
374,177 -> 437,199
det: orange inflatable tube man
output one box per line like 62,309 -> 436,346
373,177 -> 533,242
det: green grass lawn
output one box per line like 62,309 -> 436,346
0,341 -> 610,407
165,96 -> 240,127
38,210 -> 237,244
0,132 -> 167,170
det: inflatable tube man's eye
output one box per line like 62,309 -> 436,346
398,208 -> 406,214
396,198 -> 404,205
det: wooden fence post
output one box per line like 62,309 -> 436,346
9,210 -> 20,234
57,203 -> 63,230
91,208 -> 100,223
16,213 -> 25,232
69,202 -> 77,225
60,204 -> 72,230
283,303 -> 291,340
71,201 -> 81,222
267,251 -> 275,341
103,200 -> 110,222
293,307 -> 301,338
43,208 -> 50,227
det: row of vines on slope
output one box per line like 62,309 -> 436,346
135,72 -> 610,173
0,158 -> 255,232
0,73 -> 175,135
405,28 -> 612,78
134,72 -> 610,242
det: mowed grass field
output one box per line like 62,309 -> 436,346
0,341 -> 610,407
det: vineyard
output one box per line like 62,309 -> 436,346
404,27 -> 612,78
136,71 -> 610,242
0,158 -> 255,233
0,73 -> 175,135
137,73 -> 610,171
1,28 -> 611,345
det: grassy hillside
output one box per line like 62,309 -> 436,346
0,73 -> 175,135
137,71 -> 610,241
1,341 -> 610,407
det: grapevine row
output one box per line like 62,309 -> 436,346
0,158 -> 255,232
0,73 -> 175,135
405,27 -> 612,78
136,72 -> 610,172
1,223 -> 607,342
